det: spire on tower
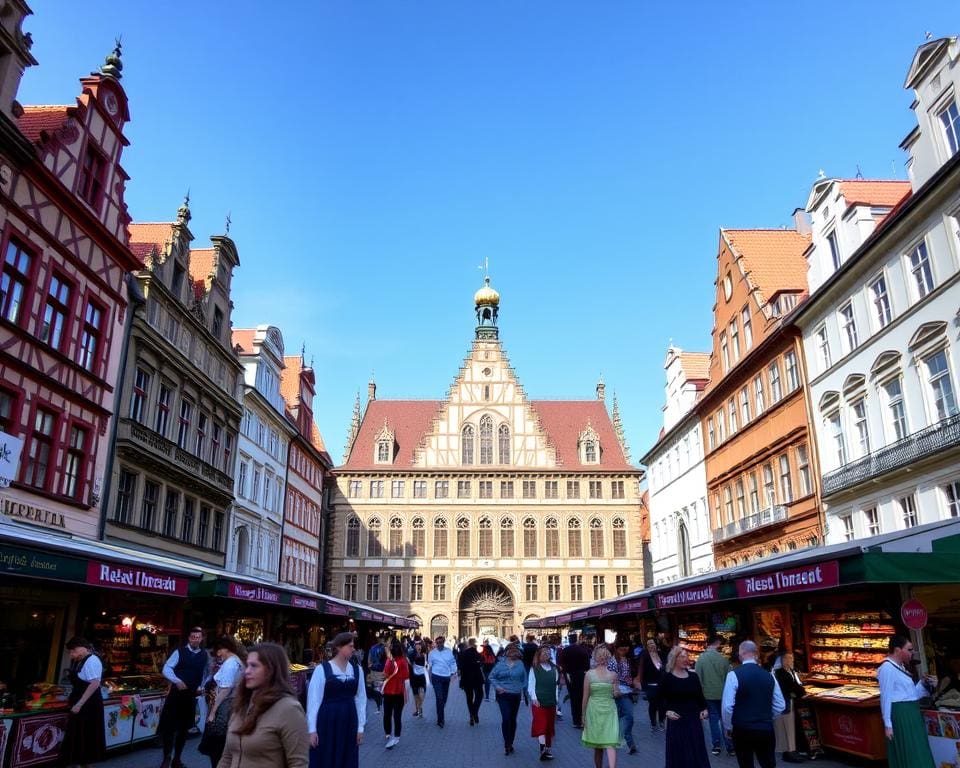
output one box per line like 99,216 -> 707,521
343,390 -> 362,464
612,391 -> 630,462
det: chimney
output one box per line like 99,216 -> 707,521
793,208 -> 812,236
596,376 -> 605,403
368,376 -> 376,403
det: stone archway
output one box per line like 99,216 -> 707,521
458,578 -> 514,639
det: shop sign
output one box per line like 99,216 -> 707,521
1,497 -> 66,530
735,560 -> 839,597
0,430 -> 24,488
289,595 -> 318,610
900,599 -> 928,630
87,562 -> 189,596
0,544 -> 85,581
355,610 -> 374,620
323,601 -> 350,616
655,583 -> 719,609
819,707 -> 870,752
616,598 -> 648,613
570,609 -> 590,621
228,582 -> 280,604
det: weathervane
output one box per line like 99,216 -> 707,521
225,211 -> 232,234
477,257 -> 490,279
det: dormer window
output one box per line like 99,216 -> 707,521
78,142 -> 108,209
939,99 -> 960,157
578,425 -> 600,465
826,229 -> 841,270
171,262 -> 185,298
373,422 -> 395,464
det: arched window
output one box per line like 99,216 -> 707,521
500,517 -> 515,557
430,615 -> 449,638
522,517 -> 537,558
461,425 -> 475,465
366,518 -> 382,557
567,518 -> 582,557
389,516 -> 403,556
478,516 -> 493,557
498,424 -> 511,464
433,517 -> 448,558
411,517 -> 425,557
345,517 -> 360,557
545,517 -> 560,558
479,415 -> 494,465
456,517 -> 471,557
677,520 -> 692,577
589,518 -> 604,557
584,440 -> 597,463
612,517 -> 627,558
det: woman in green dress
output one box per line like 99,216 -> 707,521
581,646 -> 620,768
878,635 -> 935,768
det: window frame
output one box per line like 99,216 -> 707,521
0,230 -> 37,327
868,272 -> 893,330
77,295 -> 106,374
906,239 -> 935,301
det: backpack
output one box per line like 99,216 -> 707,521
368,643 -> 385,671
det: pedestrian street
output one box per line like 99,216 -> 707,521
97,684 -> 861,768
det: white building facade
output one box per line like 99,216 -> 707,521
642,347 -> 714,584
227,325 -> 296,581
795,37 -> 960,544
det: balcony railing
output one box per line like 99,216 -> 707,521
714,505 -> 787,543
822,412 -> 960,496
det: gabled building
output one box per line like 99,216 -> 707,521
101,202 -> 243,566
795,35 -> 960,543
279,352 -> 331,590
700,228 -> 823,567
327,278 -> 645,639
0,22 -> 143,539
229,326 -> 296,581
642,346 -> 712,584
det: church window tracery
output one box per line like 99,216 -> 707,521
498,424 -> 510,464
567,518 -> 582,557
612,517 -> 627,558
462,424 -> 475,465
478,516 -> 493,557
433,516 -> 448,558
367,517 -> 383,557
479,416 -> 494,464
457,516 -> 471,557
589,517 -> 604,557
523,517 -> 537,557
500,517 -> 515,557
545,517 -> 560,557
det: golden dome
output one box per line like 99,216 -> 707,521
474,276 -> 500,306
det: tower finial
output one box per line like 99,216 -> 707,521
176,189 -> 192,225
98,36 -> 123,80
225,211 -> 232,235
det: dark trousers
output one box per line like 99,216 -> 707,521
706,699 -> 733,751
496,692 -> 522,748
566,671 -> 585,726
464,683 -> 483,721
644,684 -> 666,726
160,690 -> 197,759
367,685 -> 383,710
432,674 -> 451,725
383,693 -> 404,736
732,727 -> 776,768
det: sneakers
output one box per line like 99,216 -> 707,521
385,736 -> 399,749
711,747 -> 722,756
543,749 -> 554,760
628,746 -> 638,755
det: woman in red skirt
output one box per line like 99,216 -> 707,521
528,646 -> 559,760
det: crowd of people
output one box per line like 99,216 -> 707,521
55,628 -> 946,768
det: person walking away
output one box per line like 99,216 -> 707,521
660,647 -> 710,768
559,633 -> 591,729
521,634 -> 539,705
217,643 -> 308,768
773,652 -> 805,763
200,637 -> 246,768
581,646 -> 620,768
721,640 -> 785,768
365,634 -> 386,714
695,634 -> 733,757
458,637 -> 485,725
307,633 -> 367,768
481,639 -> 497,701
381,639 -> 409,749
547,638 -> 564,719
529,646 -> 559,760
639,638 -> 666,733
610,640 -> 639,754
427,635 -> 457,728
878,635 -> 936,768
409,641 -> 427,717
159,626 -> 210,768
61,637 -> 105,768
489,644 -> 528,754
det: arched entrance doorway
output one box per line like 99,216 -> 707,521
458,579 -> 514,639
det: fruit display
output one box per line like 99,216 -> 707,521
22,683 -> 67,710
806,611 -> 894,683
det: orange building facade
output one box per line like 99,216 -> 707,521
700,229 -> 825,566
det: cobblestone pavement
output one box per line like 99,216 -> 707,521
100,688 -> 874,768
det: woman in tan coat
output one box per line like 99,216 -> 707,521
217,642 -> 309,768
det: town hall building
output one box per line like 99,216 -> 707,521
326,277 -> 646,639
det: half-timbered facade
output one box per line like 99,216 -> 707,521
0,28 -> 142,540
101,202 -> 243,566
328,278 -> 645,639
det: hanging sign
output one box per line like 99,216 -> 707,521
735,560 -> 839,597
900,599 -> 928,630
87,561 -> 189,596
655,582 -> 719,609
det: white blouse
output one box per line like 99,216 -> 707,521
877,659 -> 928,727
77,654 -> 103,682
213,655 -> 243,689
306,660 -> 367,735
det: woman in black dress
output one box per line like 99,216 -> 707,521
458,638 -> 485,725
660,647 -> 710,768
62,637 -> 106,768
409,641 -> 427,717
639,638 -> 666,732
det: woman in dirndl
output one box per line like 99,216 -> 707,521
878,635 -> 935,768
528,646 -> 559,760
306,633 -> 367,768
62,637 -> 106,768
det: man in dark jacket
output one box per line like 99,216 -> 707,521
521,633 -> 539,704
558,633 -> 591,729
458,637 -> 485,725
721,640 -> 786,768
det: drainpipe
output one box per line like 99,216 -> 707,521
97,273 -> 145,541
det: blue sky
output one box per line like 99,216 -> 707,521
20,3 -> 958,465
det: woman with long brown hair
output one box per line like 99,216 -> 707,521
216,642 -> 309,768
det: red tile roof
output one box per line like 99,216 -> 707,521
129,242 -> 156,263
343,398 -> 633,471
232,329 -> 257,353
17,105 -> 71,143
280,355 -> 304,411
722,229 -> 810,305
838,180 -> 911,209
190,248 -> 216,280
679,352 -> 710,381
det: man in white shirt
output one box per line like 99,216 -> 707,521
158,627 -> 209,768
721,640 -> 785,768
427,635 -> 458,728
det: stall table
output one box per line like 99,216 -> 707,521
807,685 -> 885,761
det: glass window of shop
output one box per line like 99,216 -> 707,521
0,586 -> 68,703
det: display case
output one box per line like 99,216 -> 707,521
805,611 -> 894,684
677,617 -> 707,663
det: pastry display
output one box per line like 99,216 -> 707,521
806,611 -> 894,683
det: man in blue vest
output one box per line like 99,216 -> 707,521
158,626 -> 210,768
721,640 -> 785,768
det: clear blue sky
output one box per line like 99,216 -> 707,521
20,3 -> 957,465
